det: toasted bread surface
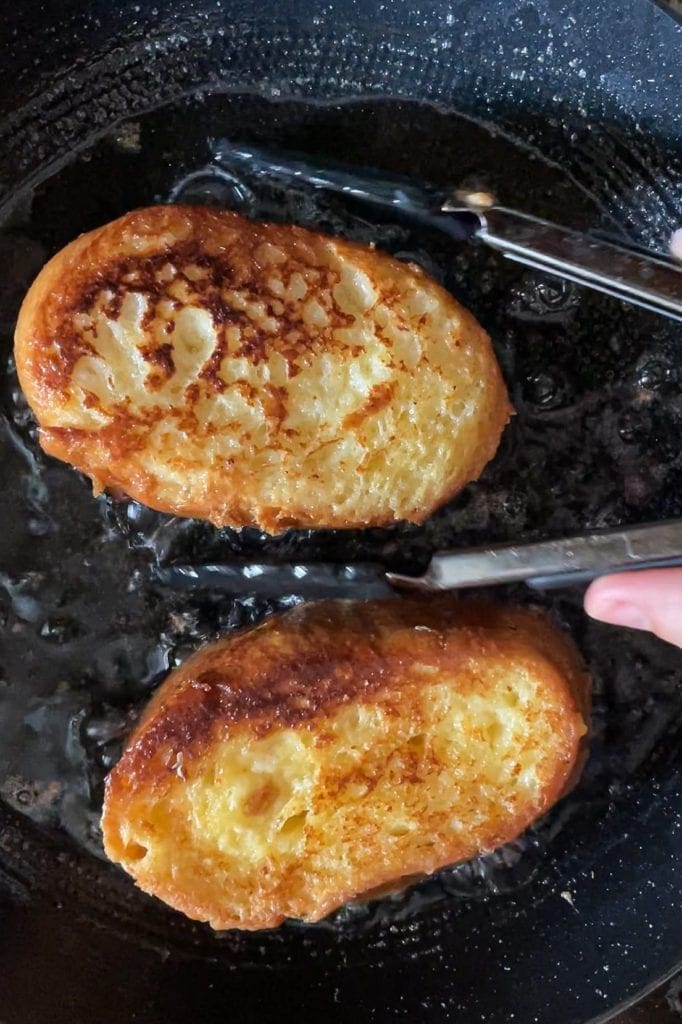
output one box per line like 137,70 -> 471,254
102,598 -> 589,930
15,205 -> 511,531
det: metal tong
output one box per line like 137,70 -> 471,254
442,194 -> 682,321
217,141 -> 682,321
153,520 -> 682,600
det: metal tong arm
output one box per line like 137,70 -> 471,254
215,142 -> 682,319
387,520 -> 682,591
443,199 -> 682,321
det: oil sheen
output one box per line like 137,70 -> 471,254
0,93 -> 680,943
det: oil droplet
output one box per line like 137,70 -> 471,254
39,617 -> 82,644
636,358 -> 674,391
167,166 -> 255,212
527,372 -> 560,406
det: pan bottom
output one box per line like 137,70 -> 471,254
0,91 -> 680,958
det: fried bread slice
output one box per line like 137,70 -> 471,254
102,597 -> 589,930
15,205 -> 511,532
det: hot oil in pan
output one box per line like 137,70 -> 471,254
0,93 -> 680,940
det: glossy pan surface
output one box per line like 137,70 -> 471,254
0,2 -> 680,1022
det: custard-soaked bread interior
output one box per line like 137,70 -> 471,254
102,598 -> 590,930
15,205 -> 511,532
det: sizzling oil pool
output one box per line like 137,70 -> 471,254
0,92 -> 680,941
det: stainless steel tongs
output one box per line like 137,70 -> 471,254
216,140 -> 682,321
442,193 -> 682,321
153,520 -> 682,599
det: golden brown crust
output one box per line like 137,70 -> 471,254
15,205 -> 512,532
102,598 -> 590,930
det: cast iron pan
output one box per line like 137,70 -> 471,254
0,2 -> 681,1022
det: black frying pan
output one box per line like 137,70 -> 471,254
0,2 -> 681,1022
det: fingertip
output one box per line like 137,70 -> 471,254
583,576 -> 621,620
584,571 -> 682,648
584,578 -> 651,630
670,228 -> 682,261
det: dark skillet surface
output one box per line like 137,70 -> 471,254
0,2 -> 681,1022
